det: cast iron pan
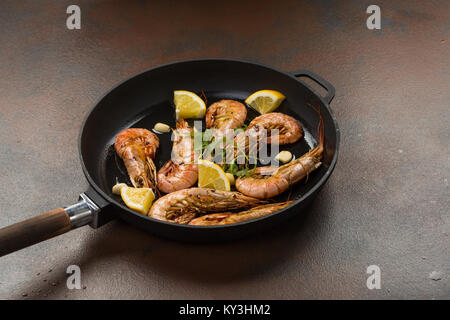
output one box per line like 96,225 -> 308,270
0,59 -> 339,257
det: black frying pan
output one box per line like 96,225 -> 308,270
0,59 -> 339,256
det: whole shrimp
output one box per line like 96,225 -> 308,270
205,100 -> 247,130
235,112 -> 324,199
247,112 -> 303,145
204,99 -> 247,163
157,119 -> 198,193
115,128 -> 159,189
148,188 -> 265,224
234,112 -> 303,165
188,201 -> 293,225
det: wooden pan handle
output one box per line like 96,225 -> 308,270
0,208 -> 72,257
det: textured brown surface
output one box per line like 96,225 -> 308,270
0,0 -> 449,299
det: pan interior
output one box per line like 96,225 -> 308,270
103,92 -> 319,205
80,60 -> 338,219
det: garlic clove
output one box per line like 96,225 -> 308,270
112,183 -> 128,195
275,150 -> 293,163
153,122 -> 171,133
226,173 -> 235,186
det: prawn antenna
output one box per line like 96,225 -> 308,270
306,103 -> 324,154
317,106 -> 324,148
201,90 -> 208,105
299,159 -> 310,183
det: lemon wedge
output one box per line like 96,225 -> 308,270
198,159 -> 231,191
245,90 -> 286,114
174,90 -> 206,119
120,186 -> 155,215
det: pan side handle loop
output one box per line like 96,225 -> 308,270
290,70 -> 335,104
0,193 -> 98,257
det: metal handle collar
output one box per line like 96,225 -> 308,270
64,193 -> 99,229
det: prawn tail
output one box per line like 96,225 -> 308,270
176,118 -> 189,129
146,157 -> 160,196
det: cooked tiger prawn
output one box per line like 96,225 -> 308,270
114,128 -> 159,189
203,99 -> 247,163
247,112 -> 303,145
205,100 -> 247,131
235,111 -> 324,199
188,201 -> 294,225
157,119 -> 198,193
148,188 -> 265,224
233,112 -> 303,165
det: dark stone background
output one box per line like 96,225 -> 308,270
0,0 -> 448,299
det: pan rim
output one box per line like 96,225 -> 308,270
79,58 -> 340,229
